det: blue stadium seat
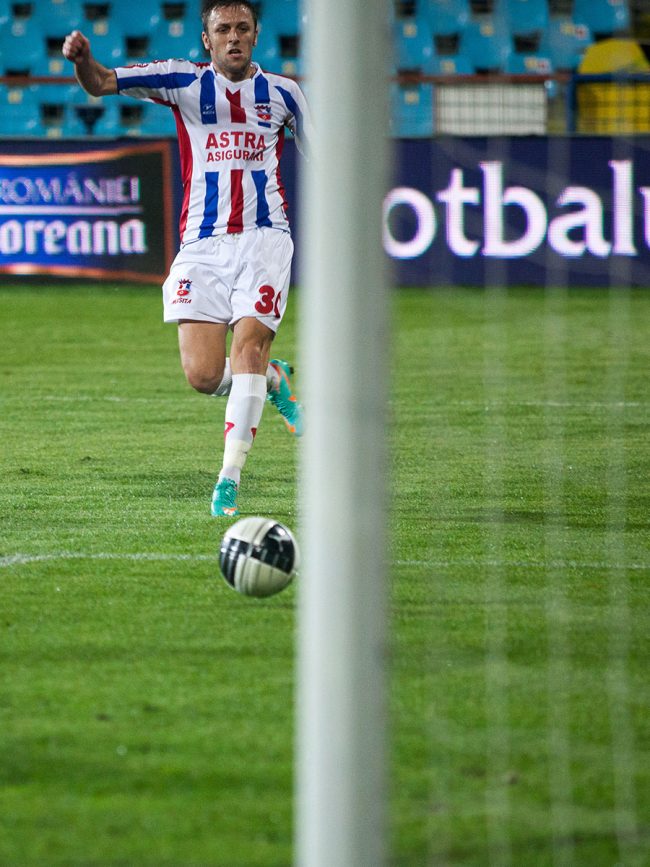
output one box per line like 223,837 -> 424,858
0,0 -> 12,26
84,25 -> 128,69
178,6 -> 203,36
461,18 -> 512,72
390,82 -> 434,136
42,40 -> 70,77
66,87 -> 118,135
110,0 -> 162,34
393,17 -> 435,72
255,22 -> 281,72
262,0 -> 300,37
504,52 -> 552,74
161,1 -> 191,20
277,32 -> 303,77
149,17 -> 203,61
37,84 -> 81,138
497,0 -> 548,37
541,18 -> 593,71
425,0 -> 470,36
37,2 -> 92,77
0,84 -> 42,136
0,18 -> 48,76
119,100 -> 177,136
390,0 -> 422,20
572,0 -> 630,39
86,100 -> 121,136
426,53 -> 473,74
32,0 -> 85,32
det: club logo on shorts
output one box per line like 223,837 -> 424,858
172,278 -> 192,305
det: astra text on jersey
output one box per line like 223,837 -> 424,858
115,60 -> 309,244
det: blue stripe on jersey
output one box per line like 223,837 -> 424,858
199,70 -> 217,125
199,172 -> 219,238
276,85 -> 303,140
117,72 -> 196,92
252,170 -> 272,228
254,75 -> 271,128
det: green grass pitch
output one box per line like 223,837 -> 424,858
1,282 -> 649,865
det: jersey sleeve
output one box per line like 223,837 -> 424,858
275,79 -> 312,158
114,59 -> 198,106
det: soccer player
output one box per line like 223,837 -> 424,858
62,0 -> 308,517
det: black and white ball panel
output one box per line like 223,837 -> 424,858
219,517 -> 299,598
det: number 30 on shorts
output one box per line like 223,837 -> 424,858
255,284 -> 282,318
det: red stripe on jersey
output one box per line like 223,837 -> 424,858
225,88 -> 246,124
275,127 -> 289,219
173,105 -> 193,241
227,169 -> 244,233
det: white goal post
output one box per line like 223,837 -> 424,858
296,1 -> 391,866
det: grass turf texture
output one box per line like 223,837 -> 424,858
1,282 -> 649,865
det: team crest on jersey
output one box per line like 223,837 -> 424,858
255,103 -> 272,122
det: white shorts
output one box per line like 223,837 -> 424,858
162,227 -> 294,332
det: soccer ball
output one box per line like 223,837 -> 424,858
219,516 -> 300,598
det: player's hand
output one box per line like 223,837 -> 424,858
62,30 -> 91,65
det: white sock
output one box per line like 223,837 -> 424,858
212,359 -> 232,396
219,373 -> 266,486
212,359 -> 280,397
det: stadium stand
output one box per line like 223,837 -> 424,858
37,83 -> 81,137
460,18 -> 513,72
255,21 -> 282,70
497,0 -> 549,38
504,52 -> 553,74
79,25 -> 128,69
264,0 -> 300,36
69,89 -> 113,135
149,16 -> 203,61
0,15 -> 48,76
541,17 -> 593,71
500,0 -> 554,74
393,17 -> 436,72
109,0 -> 162,33
32,0 -> 85,31
390,81 -> 435,136
572,0 -> 631,40
0,0 -> 647,137
277,32 -> 304,77
0,81 -> 41,135
114,99 -> 178,136
427,53 -> 474,74
425,0 -> 471,36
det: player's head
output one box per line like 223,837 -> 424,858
201,1 -> 259,81
201,1 -> 259,34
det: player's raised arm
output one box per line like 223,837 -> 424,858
62,30 -> 117,97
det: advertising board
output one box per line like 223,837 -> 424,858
385,137 -> 650,287
0,140 -> 175,282
2,137 -> 649,287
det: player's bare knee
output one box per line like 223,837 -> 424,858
184,365 -> 222,394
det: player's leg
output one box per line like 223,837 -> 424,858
211,228 -> 302,517
266,358 -> 303,436
210,356 -> 286,398
211,317 -> 274,517
177,320 -> 228,393
236,228 -> 303,435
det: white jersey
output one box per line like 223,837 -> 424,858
114,60 -> 309,245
